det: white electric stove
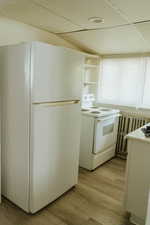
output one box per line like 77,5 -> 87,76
80,107 -> 120,171
82,106 -> 119,117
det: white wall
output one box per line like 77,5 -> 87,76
0,16 -> 80,49
146,190 -> 150,225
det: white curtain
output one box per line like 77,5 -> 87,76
98,56 -> 150,108
143,57 -> 150,107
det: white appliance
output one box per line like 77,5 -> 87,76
0,42 -> 84,213
80,107 -> 120,170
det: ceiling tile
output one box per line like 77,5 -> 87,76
61,25 -> 150,54
33,0 -> 128,31
109,0 -> 150,22
0,0 -> 81,33
135,22 -> 150,44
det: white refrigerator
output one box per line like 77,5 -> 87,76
0,41 -> 84,213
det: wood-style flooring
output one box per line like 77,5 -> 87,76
0,158 -> 131,225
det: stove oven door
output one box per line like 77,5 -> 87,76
93,115 -> 119,154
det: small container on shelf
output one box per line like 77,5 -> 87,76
84,81 -> 97,86
84,64 -> 98,69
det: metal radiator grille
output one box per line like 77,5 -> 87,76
116,112 -> 150,159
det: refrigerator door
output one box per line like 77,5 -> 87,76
31,42 -> 84,103
30,101 -> 81,213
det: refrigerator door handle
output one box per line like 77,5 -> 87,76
33,100 -> 80,107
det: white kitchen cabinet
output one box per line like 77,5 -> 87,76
125,126 -> 150,225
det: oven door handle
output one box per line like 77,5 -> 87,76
97,114 -> 121,122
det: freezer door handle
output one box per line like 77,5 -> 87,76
33,100 -> 80,107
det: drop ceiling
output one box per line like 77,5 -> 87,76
0,0 -> 150,54
60,25 -> 149,55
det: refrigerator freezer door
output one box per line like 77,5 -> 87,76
30,101 -> 81,213
31,42 -> 84,103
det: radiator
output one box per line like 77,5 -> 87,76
116,111 -> 150,159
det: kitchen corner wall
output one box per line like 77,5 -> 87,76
0,16 -> 80,49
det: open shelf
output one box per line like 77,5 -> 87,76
84,82 -> 97,86
84,64 -> 99,69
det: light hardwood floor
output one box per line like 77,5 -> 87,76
0,158 -> 130,225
